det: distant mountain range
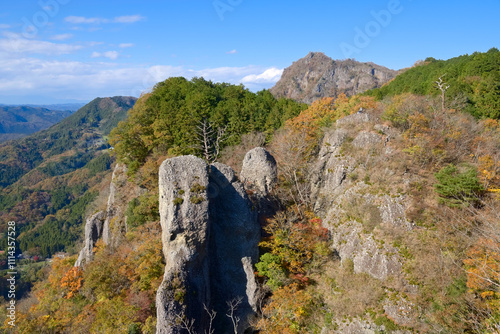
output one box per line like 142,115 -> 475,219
270,52 -> 398,104
0,102 -> 88,112
0,96 -> 136,257
0,103 -> 86,142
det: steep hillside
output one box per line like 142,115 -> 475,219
270,52 -> 397,104
0,106 -> 73,142
0,96 -> 136,258
366,47 -> 500,119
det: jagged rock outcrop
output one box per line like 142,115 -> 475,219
156,154 -> 265,334
75,163 -> 139,267
309,111 -> 418,328
156,156 -> 212,334
270,52 -> 397,104
75,211 -> 105,267
240,147 -> 277,196
102,163 -> 129,246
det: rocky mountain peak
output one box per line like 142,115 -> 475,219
270,52 -> 397,104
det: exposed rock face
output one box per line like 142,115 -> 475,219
156,156 -> 261,334
330,219 -> 402,280
310,128 -> 355,216
352,131 -> 382,148
75,211 -> 105,267
309,112 -> 418,328
270,52 -> 397,104
75,163 -> 138,267
209,163 -> 260,325
336,111 -> 372,126
102,163 -> 129,246
311,118 -> 405,280
240,147 -> 277,196
157,156 -> 211,334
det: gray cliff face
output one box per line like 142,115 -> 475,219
270,52 -> 397,104
310,111 -> 417,327
157,156 -> 211,334
75,211 -> 105,267
209,163 -> 260,327
102,163 -> 129,247
75,163 -> 138,267
156,154 -> 266,334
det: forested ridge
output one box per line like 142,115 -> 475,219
366,47 -> 500,119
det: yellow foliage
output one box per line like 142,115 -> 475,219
285,94 -> 378,154
255,283 -> 314,333
259,209 -> 329,275
464,237 -> 500,293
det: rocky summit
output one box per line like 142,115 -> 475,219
270,52 -> 397,104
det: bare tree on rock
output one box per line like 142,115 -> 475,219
193,118 -> 229,163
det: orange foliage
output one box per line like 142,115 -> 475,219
464,237 -> 500,295
60,267 -> 84,299
255,283 -> 314,334
286,97 -> 336,148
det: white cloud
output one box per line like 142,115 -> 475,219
241,67 -> 283,84
65,15 -> 145,25
226,49 -> 237,54
0,54 -> 283,103
0,24 -> 10,29
113,15 -> 145,23
119,43 -> 135,48
65,16 -> 106,24
91,51 -> 119,60
0,33 -> 82,55
50,33 -> 73,41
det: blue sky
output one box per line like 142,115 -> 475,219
0,0 -> 499,104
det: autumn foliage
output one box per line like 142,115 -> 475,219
255,283 -> 314,334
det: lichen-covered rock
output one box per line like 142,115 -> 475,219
383,295 -> 416,327
75,211 -> 105,267
156,157 -> 260,334
102,163 -> 129,246
240,147 -> 277,196
336,111 -> 372,126
310,129 -> 355,216
328,318 -> 411,334
352,131 -> 382,148
330,220 -> 401,280
156,155 -> 211,334
379,195 -> 412,230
